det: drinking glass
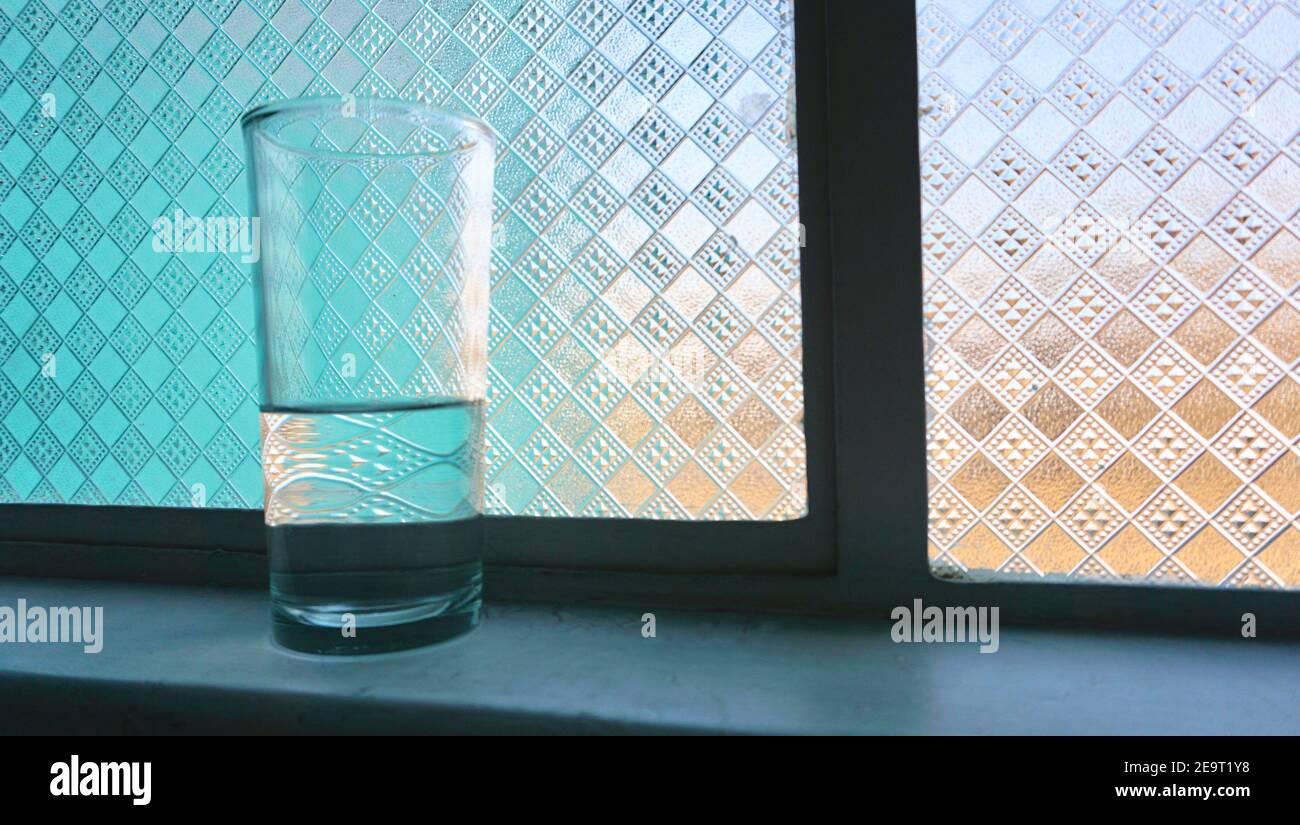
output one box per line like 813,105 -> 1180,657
241,97 -> 495,654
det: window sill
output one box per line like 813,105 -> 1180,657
0,576 -> 1295,735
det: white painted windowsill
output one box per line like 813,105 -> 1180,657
0,576 -> 1296,734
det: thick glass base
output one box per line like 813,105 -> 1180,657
268,520 -> 482,656
271,572 -> 481,655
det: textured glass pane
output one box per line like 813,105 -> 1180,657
920,0 -> 1300,588
0,0 -> 804,520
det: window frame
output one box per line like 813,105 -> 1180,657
0,1 -> 835,576
1,1 -> 1297,639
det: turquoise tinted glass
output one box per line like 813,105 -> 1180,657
0,0 -> 803,519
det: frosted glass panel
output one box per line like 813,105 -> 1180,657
919,0 -> 1299,588
0,0 -> 805,520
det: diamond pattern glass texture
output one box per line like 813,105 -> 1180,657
0,0 -> 804,520
920,0 -> 1299,588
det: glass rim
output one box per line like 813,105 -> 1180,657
240,95 -> 496,162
